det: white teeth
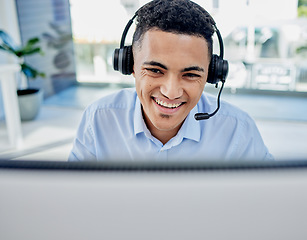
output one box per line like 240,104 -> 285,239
155,99 -> 182,109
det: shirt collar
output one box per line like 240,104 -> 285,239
134,97 -> 200,142
180,105 -> 201,142
134,97 -> 147,135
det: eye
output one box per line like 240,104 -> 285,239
183,73 -> 201,79
146,68 -> 162,74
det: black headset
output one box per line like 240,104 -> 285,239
113,10 -> 229,120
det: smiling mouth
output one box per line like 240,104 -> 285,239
153,98 -> 184,109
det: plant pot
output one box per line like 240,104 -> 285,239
17,88 -> 43,121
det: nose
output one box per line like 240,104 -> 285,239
160,74 -> 183,100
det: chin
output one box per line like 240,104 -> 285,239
154,115 -> 183,131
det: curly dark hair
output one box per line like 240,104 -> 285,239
132,0 -> 215,57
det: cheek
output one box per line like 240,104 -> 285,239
187,80 -> 206,102
138,69 -> 147,78
135,73 -> 151,99
135,69 -> 148,86
135,70 -> 155,90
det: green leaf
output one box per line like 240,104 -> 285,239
1,32 -> 43,57
21,63 -> 45,79
27,37 -> 40,45
15,47 -> 41,57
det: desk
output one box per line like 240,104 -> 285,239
0,64 -> 23,148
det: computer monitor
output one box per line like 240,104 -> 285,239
1,160 -> 307,240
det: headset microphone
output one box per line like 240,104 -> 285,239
194,80 -> 225,120
194,25 -> 228,121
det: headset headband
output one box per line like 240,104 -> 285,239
113,8 -> 228,84
113,3 -> 229,120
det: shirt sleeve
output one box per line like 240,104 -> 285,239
235,115 -> 274,161
68,108 -> 97,161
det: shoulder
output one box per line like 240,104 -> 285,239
198,93 -> 272,160
85,88 -> 137,113
199,92 -> 255,125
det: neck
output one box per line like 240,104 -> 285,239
151,128 -> 179,145
142,111 -> 182,145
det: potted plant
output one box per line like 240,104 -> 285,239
0,30 -> 45,121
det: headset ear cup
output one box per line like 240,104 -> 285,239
113,48 -> 120,71
207,54 -> 218,84
123,45 -> 134,75
207,54 -> 229,84
221,59 -> 229,82
112,46 -> 134,75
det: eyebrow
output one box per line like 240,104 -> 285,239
182,66 -> 205,72
143,61 -> 204,73
143,61 -> 168,70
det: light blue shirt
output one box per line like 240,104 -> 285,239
68,88 -> 273,161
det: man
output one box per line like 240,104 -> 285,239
69,0 -> 273,161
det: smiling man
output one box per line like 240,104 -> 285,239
69,0 -> 273,161
133,30 -> 209,145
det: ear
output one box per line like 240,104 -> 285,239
132,66 -> 135,77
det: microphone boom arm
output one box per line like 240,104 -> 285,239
194,80 -> 225,121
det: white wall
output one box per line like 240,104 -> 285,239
217,0 -> 298,33
0,0 -> 21,64
0,0 -> 21,120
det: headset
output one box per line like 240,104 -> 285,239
113,9 -> 229,120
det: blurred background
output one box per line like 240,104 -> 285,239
0,0 -> 307,161
71,0 -> 307,91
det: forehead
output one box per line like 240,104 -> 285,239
134,29 -> 210,66
135,28 -> 208,48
